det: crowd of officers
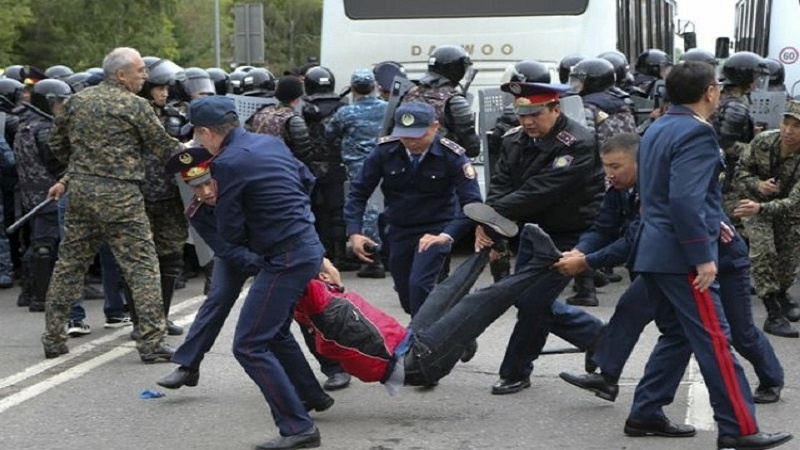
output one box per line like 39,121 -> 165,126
0,42 -> 798,448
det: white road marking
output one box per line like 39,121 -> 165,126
685,356 -> 716,432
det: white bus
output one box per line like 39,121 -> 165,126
321,0 -> 678,91
734,0 -> 800,96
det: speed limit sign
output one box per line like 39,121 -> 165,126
779,46 -> 799,65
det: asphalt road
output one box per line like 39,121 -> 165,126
0,255 -> 797,450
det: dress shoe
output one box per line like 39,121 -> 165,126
303,394 -> 334,412
559,372 -> 618,402
255,426 -> 321,450
166,320 -> 184,336
717,431 -> 793,449
601,267 -> 623,283
753,384 -> 782,404
357,263 -> 386,279
140,343 -> 176,364
44,344 -> 69,359
624,417 -> 696,438
323,372 -> 351,391
460,339 -> 478,363
463,203 -> 519,238
157,366 -> 199,389
491,377 -> 531,395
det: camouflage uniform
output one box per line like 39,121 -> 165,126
325,95 -> 386,244
43,80 -> 182,356
736,129 -> 800,299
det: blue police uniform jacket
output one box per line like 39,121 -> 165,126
324,96 -> 387,164
633,104 -> 724,273
211,127 -> 317,256
344,135 -> 482,240
575,186 -> 640,270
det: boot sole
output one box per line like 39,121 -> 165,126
463,203 -> 518,238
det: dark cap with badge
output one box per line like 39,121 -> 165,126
501,82 -> 570,115
187,96 -> 239,127
165,146 -> 215,186
390,102 -> 436,138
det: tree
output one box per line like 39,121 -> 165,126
0,0 -> 32,65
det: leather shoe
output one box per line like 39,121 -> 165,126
166,320 -> 184,336
491,377 -> 531,395
463,203 -> 519,237
255,426 -> 321,449
140,343 -> 176,364
460,339 -> 478,363
624,417 -> 696,438
303,394 -> 334,412
717,431 -> 793,449
157,366 -> 199,389
753,384 -> 782,404
559,371 -> 618,402
323,372 -> 351,391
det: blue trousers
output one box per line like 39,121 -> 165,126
632,273 -> 759,439
387,224 -> 451,316
232,240 -> 325,437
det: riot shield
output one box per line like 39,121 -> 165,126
478,88 -> 513,183
750,91 -> 788,130
559,95 -> 587,128
379,76 -> 415,137
226,94 -> 278,124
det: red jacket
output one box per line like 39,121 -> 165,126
294,280 -> 408,382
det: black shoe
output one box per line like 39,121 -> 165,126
753,384 -> 782,404
17,292 -> 31,307
717,432 -> 793,450
624,417 -> 696,438
333,258 -> 361,272
463,203 -> 519,238
491,377 -> 531,395
28,300 -> 46,312
323,372 -> 351,391
357,263 -> 386,279
778,292 -> 800,322
43,344 -> 69,359
460,339 -> 478,363
174,277 -> 187,290
157,366 -> 199,389
602,267 -> 623,283
593,270 -> 610,287
140,343 -> 176,364
83,284 -> 104,300
255,426 -> 321,450
559,372 -> 618,402
303,395 -> 334,412
566,293 -> 599,307
167,320 -> 184,336
763,317 -> 799,338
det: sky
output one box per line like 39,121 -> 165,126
676,0 -> 738,51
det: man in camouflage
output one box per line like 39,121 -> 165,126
734,100 -> 800,338
42,47 -> 182,361
325,69 -> 387,278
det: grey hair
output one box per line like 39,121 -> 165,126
103,47 -> 141,80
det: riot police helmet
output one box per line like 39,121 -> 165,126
558,54 -> 586,84
678,48 -> 717,66
303,66 -> 336,96
598,51 -> 630,86
30,79 -> 72,116
170,67 -> 216,102
64,72 -> 101,93
764,58 -> 785,87
86,67 -> 104,77
44,65 -> 74,81
635,49 -> 672,78
427,45 -> 472,84
0,78 -> 25,109
569,58 -> 616,94
233,65 -> 255,73
3,65 -> 25,82
146,58 -> 182,86
243,68 -> 276,96
372,61 -> 406,93
206,68 -> 231,95
502,60 -> 551,84
721,51 -> 769,89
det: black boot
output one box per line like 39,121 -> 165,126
566,271 -> 599,307
332,240 -> 360,272
29,241 -> 57,312
778,291 -> 800,322
763,293 -> 799,338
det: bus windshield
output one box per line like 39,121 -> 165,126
342,0 -> 590,19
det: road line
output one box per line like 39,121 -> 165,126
685,356 -> 716,432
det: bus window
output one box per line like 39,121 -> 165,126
342,0 -> 590,19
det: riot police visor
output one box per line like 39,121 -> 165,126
184,78 -> 216,96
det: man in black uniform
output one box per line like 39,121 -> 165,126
478,82 -> 605,394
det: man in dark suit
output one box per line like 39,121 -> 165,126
629,61 -> 791,450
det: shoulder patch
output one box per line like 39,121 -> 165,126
556,131 -> 577,147
378,135 -> 400,145
462,162 -> 476,179
595,110 -> 609,124
552,155 -> 575,169
502,125 -> 522,138
439,137 -> 465,155
184,197 -> 204,218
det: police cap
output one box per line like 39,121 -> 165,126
187,96 -> 239,128
501,82 -> 569,115
391,102 -> 435,138
165,146 -> 215,186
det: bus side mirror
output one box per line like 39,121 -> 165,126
683,32 -> 697,51
715,37 -> 731,59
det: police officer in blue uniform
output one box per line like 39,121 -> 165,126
630,61 -> 791,449
187,97 -> 325,450
345,102 -> 482,316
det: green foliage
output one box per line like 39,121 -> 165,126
0,0 -> 32,66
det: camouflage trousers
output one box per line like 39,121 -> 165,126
145,196 -> 189,258
42,177 -> 165,354
345,160 -> 382,244
743,214 -> 800,298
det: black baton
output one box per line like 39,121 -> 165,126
7,197 -> 55,234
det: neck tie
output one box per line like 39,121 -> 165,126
410,153 -> 422,172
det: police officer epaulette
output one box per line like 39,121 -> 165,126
556,131 -> 577,147
377,135 -> 401,145
439,137 -> 465,155
502,125 -> 522,138
184,197 -> 204,218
